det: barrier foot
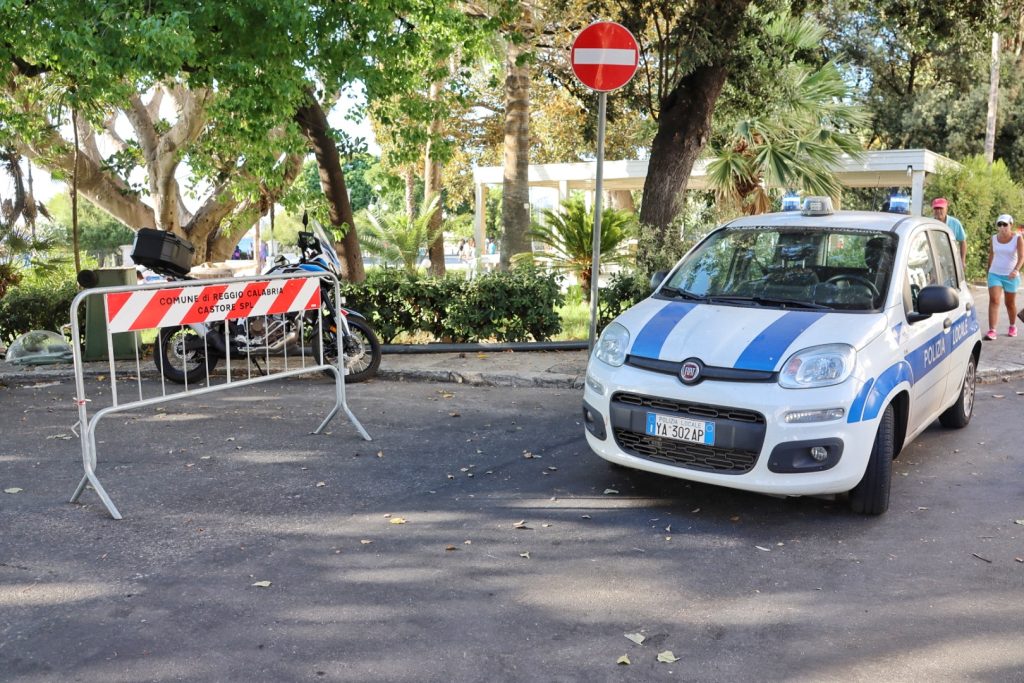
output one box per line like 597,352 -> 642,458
70,469 -> 122,520
314,403 -> 371,441
70,475 -> 88,503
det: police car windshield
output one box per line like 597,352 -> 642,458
662,227 -> 897,312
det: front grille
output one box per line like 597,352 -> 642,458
614,392 -> 765,424
614,429 -> 759,473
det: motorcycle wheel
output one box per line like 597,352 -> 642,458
312,316 -> 381,383
155,326 -> 218,385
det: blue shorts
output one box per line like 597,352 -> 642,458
988,272 -> 1021,293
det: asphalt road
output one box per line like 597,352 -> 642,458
1,376 -> 1022,682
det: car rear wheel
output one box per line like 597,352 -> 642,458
849,404 -> 894,515
939,354 -> 976,429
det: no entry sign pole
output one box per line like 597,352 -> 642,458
571,21 -> 639,351
588,92 -> 607,351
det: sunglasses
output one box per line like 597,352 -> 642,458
998,222 -> 1010,227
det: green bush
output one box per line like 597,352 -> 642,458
0,264 -> 79,343
598,270 -> 650,331
338,266 -> 564,343
927,155 -> 1024,279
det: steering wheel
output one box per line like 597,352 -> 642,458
825,274 -> 880,298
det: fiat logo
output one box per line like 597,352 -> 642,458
680,359 -> 702,384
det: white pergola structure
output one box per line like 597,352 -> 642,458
471,148 -> 959,250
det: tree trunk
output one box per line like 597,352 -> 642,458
71,106 -> 81,273
637,64 -> 729,273
294,92 -> 365,283
985,31 -> 1000,164
499,27 -> 532,271
404,166 -> 417,218
424,81 -> 446,277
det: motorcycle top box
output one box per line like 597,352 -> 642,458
131,228 -> 195,277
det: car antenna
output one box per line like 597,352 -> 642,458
302,211 -> 308,228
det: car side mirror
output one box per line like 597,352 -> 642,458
908,285 -> 959,323
650,270 -> 668,291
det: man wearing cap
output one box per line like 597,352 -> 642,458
932,198 -> 966,262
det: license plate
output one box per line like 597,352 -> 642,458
645,412 -> 715,445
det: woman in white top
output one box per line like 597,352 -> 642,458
985,213 -> 1024,339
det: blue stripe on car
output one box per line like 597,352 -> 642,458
862,361 -> 913,421
847,377 -> 875,423
733,311 -> 826,371
849,311 -> 978,423
630,302 -> 696,358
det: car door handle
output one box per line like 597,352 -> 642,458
944,317 -> 953,329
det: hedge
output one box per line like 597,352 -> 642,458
0,266 -> 79,343
338,266 -> 564,343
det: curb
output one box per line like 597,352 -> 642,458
376,368 -> 585,389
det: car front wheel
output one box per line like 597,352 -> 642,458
849,404 -> 895,515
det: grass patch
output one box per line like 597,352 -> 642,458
554,299 -> 590,341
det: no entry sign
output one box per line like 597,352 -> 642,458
571,21 -> 639,92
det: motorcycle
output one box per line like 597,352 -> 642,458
142,220 -> 381,385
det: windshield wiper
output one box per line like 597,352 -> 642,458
706,295 -> 831,310
659,286 -> 706,301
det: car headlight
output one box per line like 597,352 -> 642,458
779,344 -> 856,389
595,323 -> 630,367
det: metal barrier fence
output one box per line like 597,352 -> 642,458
68,271 -> 371,519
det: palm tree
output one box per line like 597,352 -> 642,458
528,196 -> 635,301
1,148 -> 52,298
705,17 -> 868,214
358,195 -> 444,274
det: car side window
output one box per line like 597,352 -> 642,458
929,230 -> 959,288
904,231 -> 939,315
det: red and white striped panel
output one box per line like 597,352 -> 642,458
104,278 -> 322,333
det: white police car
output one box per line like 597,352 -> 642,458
583,198 -> 981,514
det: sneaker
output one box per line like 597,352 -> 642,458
1010,326 -> 1018,338
986,329 -> 997,340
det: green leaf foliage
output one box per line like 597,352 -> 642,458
926,155 -> 1024,279
527,196 -> 635,299
0,263 -> 79,342
339,266 -> 564,343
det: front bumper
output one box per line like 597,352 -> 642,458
583,361 -> 877,496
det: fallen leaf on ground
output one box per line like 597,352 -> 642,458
624,632 -> 645,645
657,651 -> 680,663
445,545 -> 458,551
755,546 -> 771,552
513,520 -> 531,529
46,434 -> 72,440
390,517 -> 407,524
376,450 -> 384,458
315,481 -> 326,488
971,553 -> 992,563
1014,519 -> 1024,525
449,412 -> 461,417
616,655 -> 631,665
581,514 -> 592,519
4,488 -> 23,494
603,488 -> 619,495
251,581 -> 272,588
360,539 -> 373,545
519,551 -> 530,559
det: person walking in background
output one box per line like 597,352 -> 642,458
931,197 -> 967,263
463,237 -> 477,279
985,214 -> 1024,340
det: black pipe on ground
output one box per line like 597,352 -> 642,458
381,341 -> 587,354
